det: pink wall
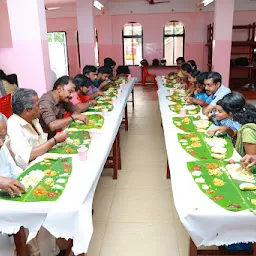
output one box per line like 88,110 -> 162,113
47,17 -> 80,77
0,0 -> 12,48
46,10 -> 256,81
0,0 -> 51,96
95,12 -> 207,80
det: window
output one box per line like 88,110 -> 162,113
122,22 -> 143,66
164,21 -> 185,66
48,32 -> 69,77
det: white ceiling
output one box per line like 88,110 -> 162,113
45,0 -> 256,18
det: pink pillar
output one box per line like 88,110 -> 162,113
77,0 -> 96,69
4,0 -> 51,96
212,0 -> 234,86
96,14 -> 113,66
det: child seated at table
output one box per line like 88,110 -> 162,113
207,99 -> 242,145
72,75 -> 104,110
186,72 -> 209,106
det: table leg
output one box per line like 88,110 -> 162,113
132,89 -> 135,109
253,243 -> 256,256
125,104 -> 128,131
166,160 -> 170,179
189,238 -> 198,256
13,227 -> 29,256
117,131 -> 122,170
113,136 -> 118,179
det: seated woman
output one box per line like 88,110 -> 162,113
210,92 -> 256,157
8,88 -> 68,170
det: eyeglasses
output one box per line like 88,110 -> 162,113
205,83 -> 216,88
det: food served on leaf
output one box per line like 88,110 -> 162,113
208,168 -> 223,177
187,160 -> 256,213
68,114 -> 104,131
0,158 -> 72,202
239,183 -> 256,191
211,153 -> 226,160
213,178 -> 225,186
21,170 -> 45,189
211,146 -> 227,155
193,120 -> 210,130
192,171 -> 202,176
226,164 -> 255,183
44,170 -> 57,176
87,101 -> 114,112
44,178 -> 54,187
212,195 -> 225,201
205,137 -> 227,147
202,185 -> 210,190
49,131 -> 91,155
33,187 -> 47,196
195,177 -> 205,183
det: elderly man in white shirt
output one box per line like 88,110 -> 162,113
8,88 -> 68,170
0,113 -> 25,197
7,89 -> 67,256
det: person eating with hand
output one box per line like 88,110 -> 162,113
0,113 -> 25,197
241,155 -> 256,169
8,88 -> 68,170
39,76 -> 88,139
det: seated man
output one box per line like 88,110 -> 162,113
104,57 -> 117,80
39,76 -> 88,139
8,88 -> 68,170
203,72 -> 231,116
94,66 -> 112,91
0,113 -> 25,197
0,113 -> 58,256
72,75 -> 104,110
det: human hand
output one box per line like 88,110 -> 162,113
241,155 -> 256,169
186,97 -> 194,104
73,113 -> 89,124
90,100 -> 97,106
0,177 -> 26,197
207,126 -> 228,137
54,131 -> 68,144
97,92 -> 105,97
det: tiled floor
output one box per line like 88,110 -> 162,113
88,85 -> 189,256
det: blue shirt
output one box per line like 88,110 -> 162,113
94,80 -> 99,88
206,85 -> 231,106
194,92 -> 208,101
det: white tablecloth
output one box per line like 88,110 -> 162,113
156,76 -> 256,247
0,78 -> 136,255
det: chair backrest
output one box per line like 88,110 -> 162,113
0,94 -> 12,118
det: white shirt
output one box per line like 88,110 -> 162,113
7,114 -> 48,170
0,144 -> 22,178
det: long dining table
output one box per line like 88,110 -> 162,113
156,76 -> 256,255
0,77 -> 136,255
